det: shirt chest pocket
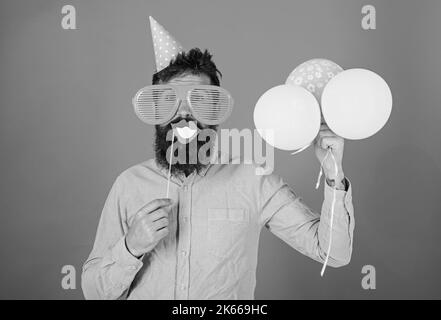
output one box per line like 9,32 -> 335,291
207,208 -> 249,259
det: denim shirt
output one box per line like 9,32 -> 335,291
82,157 -> 354,299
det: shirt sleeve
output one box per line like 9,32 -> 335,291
259,173 -> 355,268
81,176 -> 143,300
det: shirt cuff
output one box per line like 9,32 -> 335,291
109,236 -> 144,287
325,176 -> 351,196
323,177 -> 353,219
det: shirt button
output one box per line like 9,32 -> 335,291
183,217 -> 188,223
182,250 -> 188,257
182,185 -> 188,191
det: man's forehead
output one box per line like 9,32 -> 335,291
166,73 -> 211,86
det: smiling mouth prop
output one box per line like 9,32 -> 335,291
171,119 -> 198,144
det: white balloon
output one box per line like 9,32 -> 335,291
254,85 -> 321,151
321,68 -> 392,140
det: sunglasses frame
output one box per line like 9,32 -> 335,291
132,84 -> 234,125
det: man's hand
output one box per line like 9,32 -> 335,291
314,123 -> 345,181
125,198 -> 174,258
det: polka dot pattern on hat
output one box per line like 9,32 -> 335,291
149,16 -> 184,72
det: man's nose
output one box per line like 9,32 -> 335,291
176,99 -> 192,118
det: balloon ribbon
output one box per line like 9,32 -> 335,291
316,148 -> 339,277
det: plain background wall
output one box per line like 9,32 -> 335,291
0,0 -> 440,299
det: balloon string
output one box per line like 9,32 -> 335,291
315,149 -> 330,189
320,149 -> 338,277
291,143 -> 311,155
166,131 -> 175,198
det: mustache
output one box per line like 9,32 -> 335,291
156,117 -> 218,140
166,116 -> 206,130
170,116 -> 195,124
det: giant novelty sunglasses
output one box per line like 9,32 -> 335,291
132,84 -> 234,125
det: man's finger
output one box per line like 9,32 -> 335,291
156,227 -> 169,238
139,198 -> 174,215
149,209 -> 169,222
153,218 -> 169,230
129,199 -> 173,225
321,136 -> 338,149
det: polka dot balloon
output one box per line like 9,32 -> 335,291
286,59 -> 344,103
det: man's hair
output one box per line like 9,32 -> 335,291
152,48 -> 222,86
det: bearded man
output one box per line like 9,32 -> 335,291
82,17 -> 354,300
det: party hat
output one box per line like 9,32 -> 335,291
149,16 -> 184,72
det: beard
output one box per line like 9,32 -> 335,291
154,117 -> 217,177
